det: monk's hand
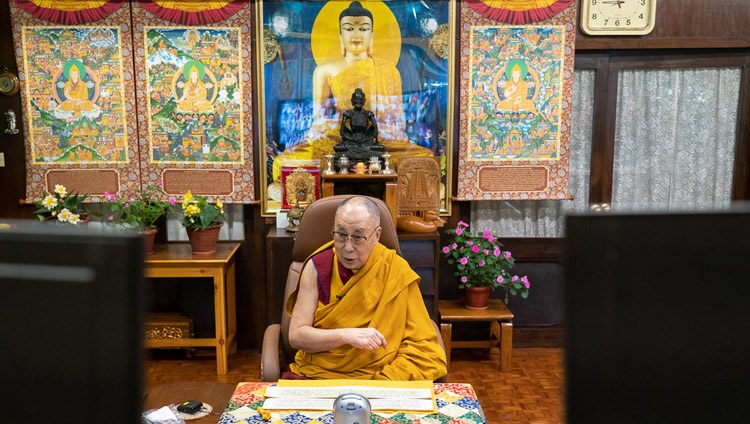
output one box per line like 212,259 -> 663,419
348,328 -> 387,351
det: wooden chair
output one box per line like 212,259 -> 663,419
260,194 -> 445,382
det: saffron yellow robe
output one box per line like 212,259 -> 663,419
286,242 -> 447,381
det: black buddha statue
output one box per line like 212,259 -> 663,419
333,88 -> 384,171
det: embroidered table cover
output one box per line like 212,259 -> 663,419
218,382 -> 486,424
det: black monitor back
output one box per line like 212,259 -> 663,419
565,210 -> 750,424
0,221 -> 145,424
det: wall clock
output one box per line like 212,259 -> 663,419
580,0 -> 657,36
0,70 -> 20,96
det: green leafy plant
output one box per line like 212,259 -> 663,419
180,190 -> 225,231
443,221 -> 530,303
104,183 -> 175,231
33,184 -> 91,225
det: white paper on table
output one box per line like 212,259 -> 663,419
261,396 -> 435,412
264,385 -> 432,399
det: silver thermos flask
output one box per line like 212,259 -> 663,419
333,393 -> 371,424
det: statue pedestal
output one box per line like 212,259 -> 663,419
321,174 -> 398,225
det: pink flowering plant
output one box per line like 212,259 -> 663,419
442,221 -> 530,303
103,183 -> 175,231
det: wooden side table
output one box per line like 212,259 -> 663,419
144,242 -> 241,375
438,299 -> 514,372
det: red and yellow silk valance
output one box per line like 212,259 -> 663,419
11,0 -> 124,24
135,0 -> 248,25
465,0 -> 573,24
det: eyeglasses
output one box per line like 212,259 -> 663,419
331,227 -> 380,245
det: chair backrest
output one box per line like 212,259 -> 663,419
279,195 -> 400,365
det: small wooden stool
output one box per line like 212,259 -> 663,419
438,298 -> 514,372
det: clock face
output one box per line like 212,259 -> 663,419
0,72 -> 20,96
581,0 -> 657,36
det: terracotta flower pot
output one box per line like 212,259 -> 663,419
140,228 -> 157,255
185,223 -> 223,255
464,286 -> 492,310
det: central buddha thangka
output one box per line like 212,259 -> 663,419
271,0 -> 433,181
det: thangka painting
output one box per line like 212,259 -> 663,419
258,0 -> 456,216
10,2 -> 139,202
456,4 -> 575,201
131,1 -> 254,202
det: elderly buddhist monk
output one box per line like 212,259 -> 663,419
284,196 -> 447,380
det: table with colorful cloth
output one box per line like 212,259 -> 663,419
218,382 -> 487,424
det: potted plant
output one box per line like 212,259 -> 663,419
103,183 -> 175,253
180,190 -> 226,255
442,221 -> 530,308
33,184 -> 92,226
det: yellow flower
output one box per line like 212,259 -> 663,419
42,194 -> 58,209
184,204 -> 201,216
68,214 -> 81,225
54,184 -> 67,197
216,199 -> 224,214
182,190 -> 193,209
58,208 -> 71,222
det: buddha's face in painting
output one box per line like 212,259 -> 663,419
339,16 -> 373,57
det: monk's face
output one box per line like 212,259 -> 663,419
333,203 -> 381,271
339,16 -> 373,57
190,70 -> 199,83
511,68 -> 521,82
70,69 -> 79,83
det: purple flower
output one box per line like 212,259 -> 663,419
458,221 -> 469,228
461,276 -> 468,283
442,246 -> 450,254
493,247 -> 501,257
504,251 -> 512,259
466,240 -> 474,246
452,243 -> 457,249
459,257 -> 468,265
521,276 -> 530,288
455,228 -> 463,236
484,249 -> 490,255
512,275 -> 519,282
496,275 -> 504,284
478,260 -> 485,267
169,198 -> 176,206
471,245 -> 480,253
107,215 -> 114,221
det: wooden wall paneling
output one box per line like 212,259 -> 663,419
732,58 -> 750,200
264,228 -> 296,328
233,205 -> 262,350
0,0 -> 28,220
575,53 -> 614,204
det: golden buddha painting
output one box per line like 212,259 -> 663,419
145,27 -> 243,164
259,0 -> 455,216
468,26 -> 564,161
21,27 -> 129,164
